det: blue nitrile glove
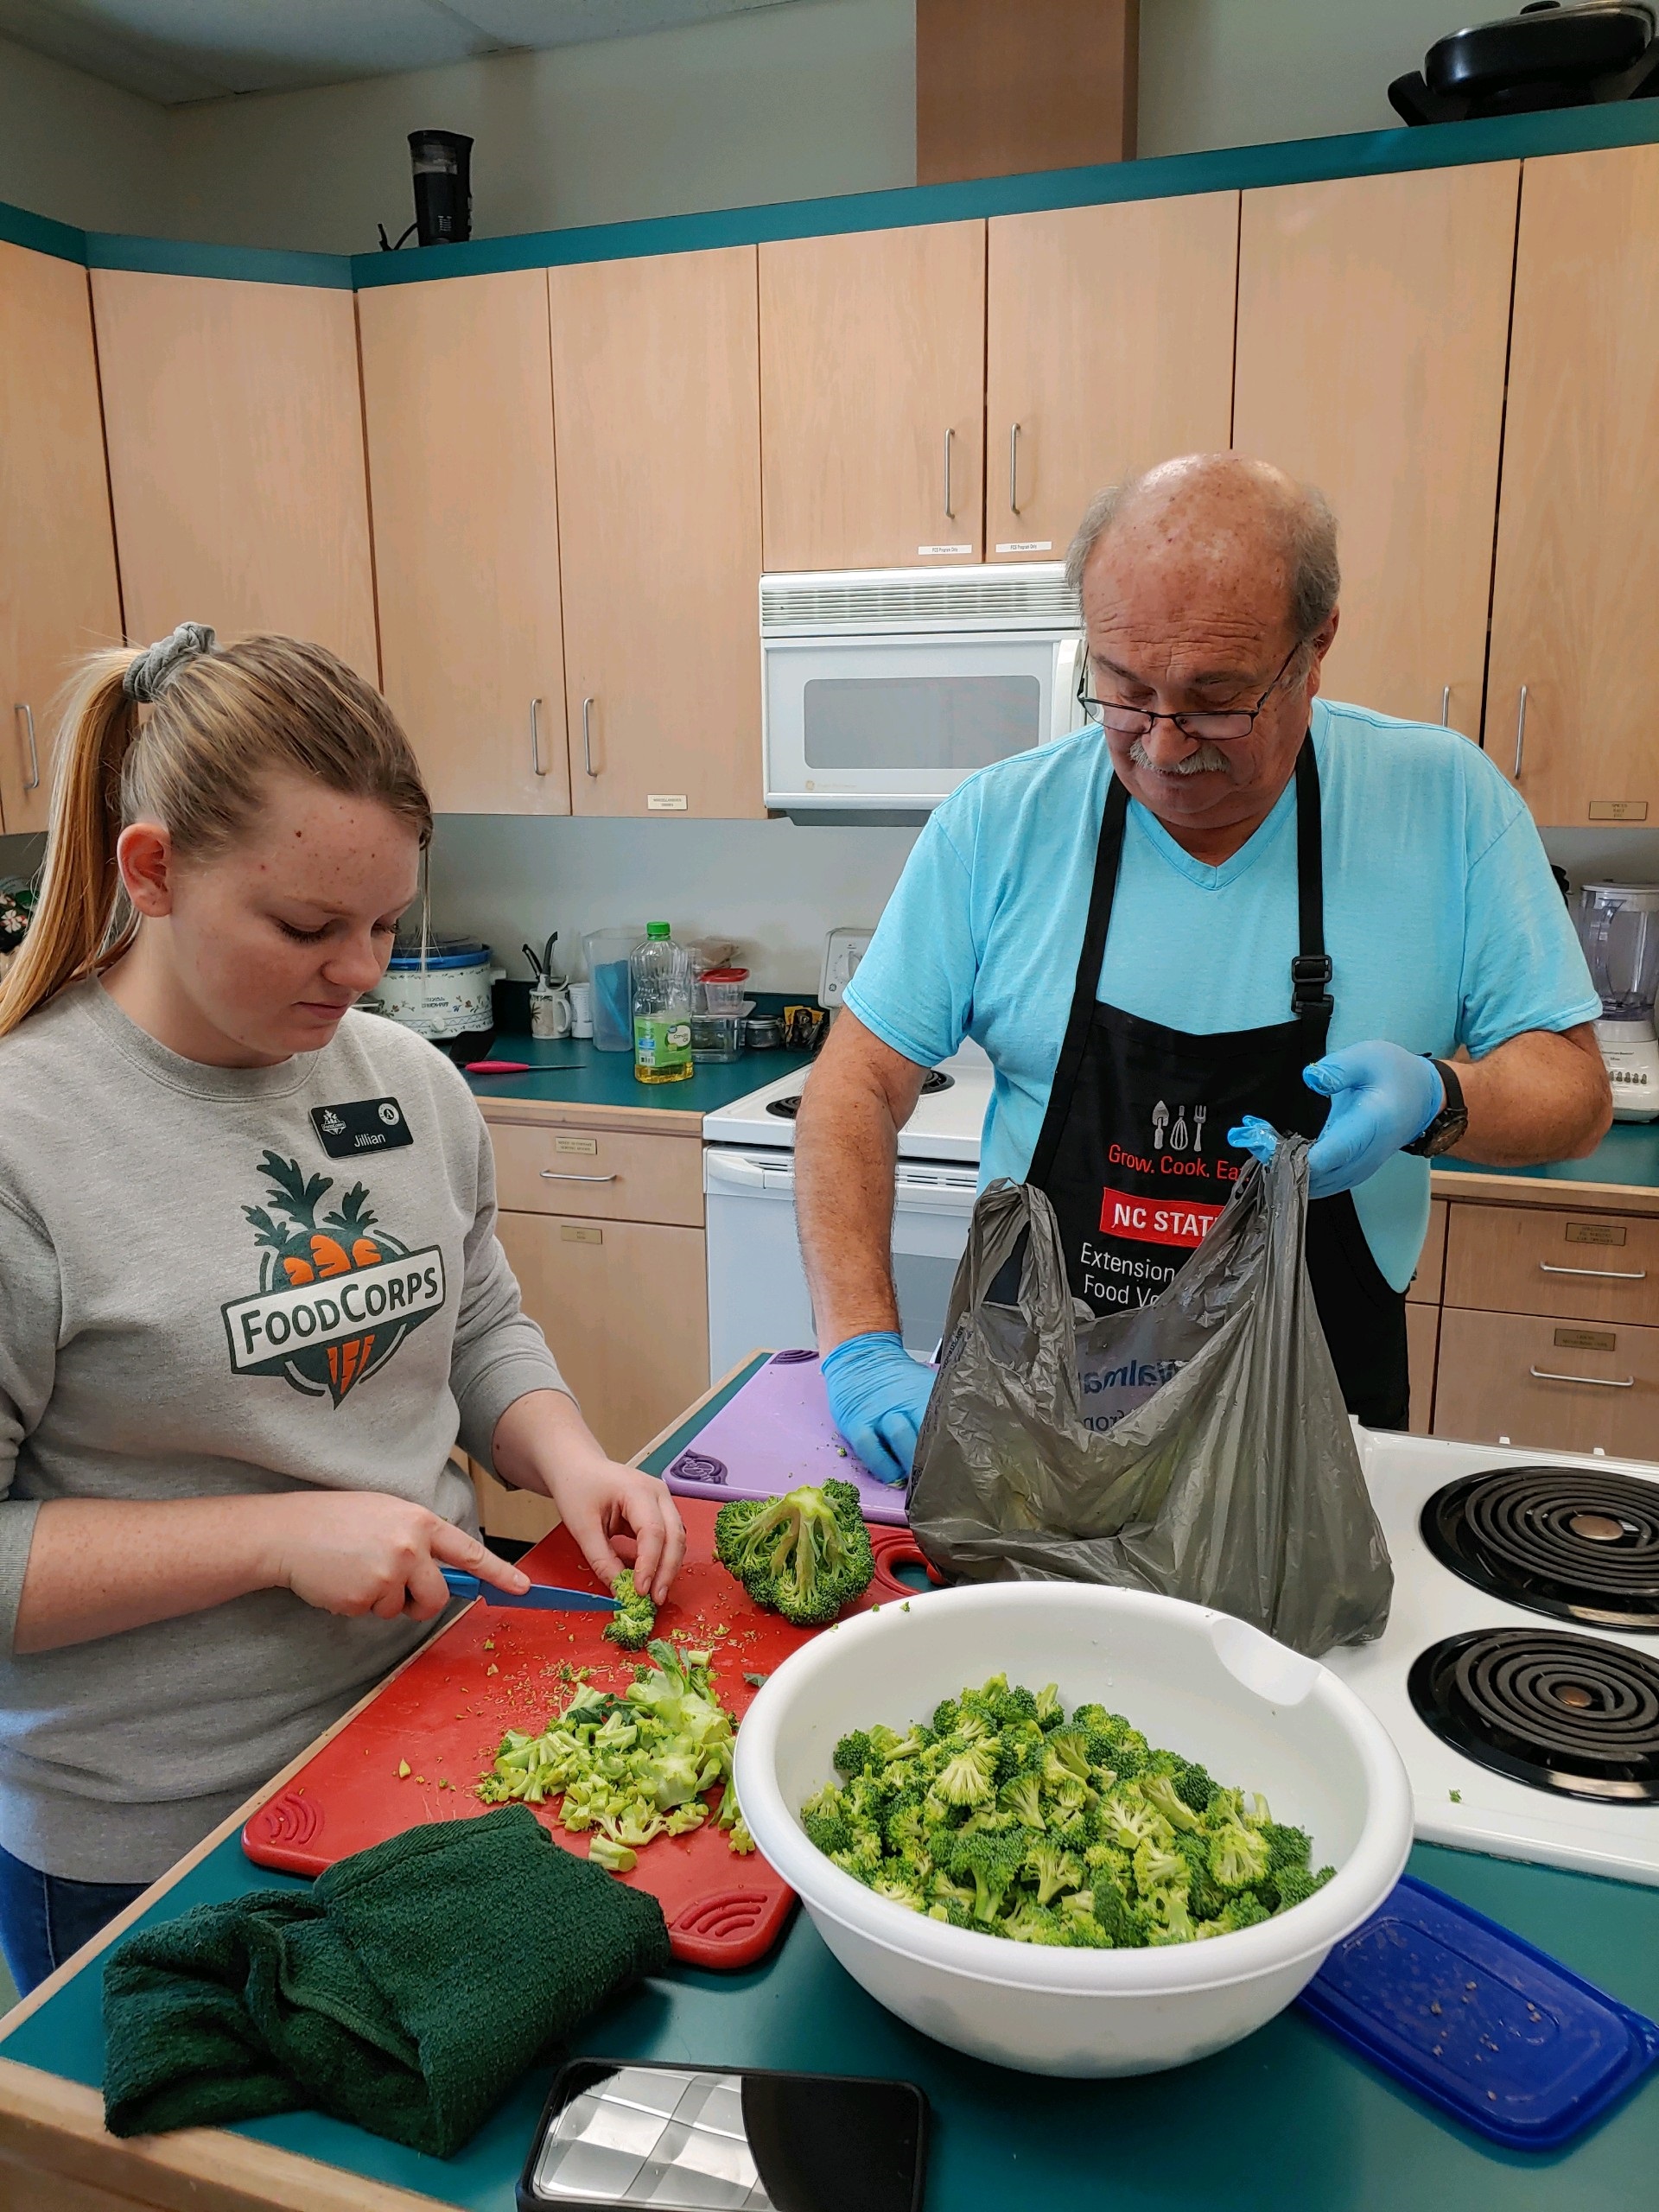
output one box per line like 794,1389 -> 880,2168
820,1331 -> 938,1486
1229,1042 -> 1443,1201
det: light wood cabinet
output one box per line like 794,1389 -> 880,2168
1233,164 -> 1517,736
550,247 -> 763,818
1408,1199 -> 1448,1307
985,195 -> 1237,562
91,270 -> 377,677
1444,1201 -> 1659,1329
1433,1305 -> 1659,1457
1486,143 -> 1659,825
496,1209 -> 709,1466
760,221 -> 987,570
488,1118 -> 703,1227
359,271 -> 569,815
1406,1302 -> 1439,1436
0,242 -> 123,834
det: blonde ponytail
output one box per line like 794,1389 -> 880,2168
0,653 -> 143,1037
0,631 -> 432,1039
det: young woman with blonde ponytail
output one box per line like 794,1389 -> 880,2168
0,625 -> 683,1993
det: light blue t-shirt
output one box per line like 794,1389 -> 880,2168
844,701 -> 1600,1292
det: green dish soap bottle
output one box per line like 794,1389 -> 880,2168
631,923 -> 694,1084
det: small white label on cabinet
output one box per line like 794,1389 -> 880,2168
995,540 -> 1053,554
647,794 -> 689,811
917,544 -> 974,556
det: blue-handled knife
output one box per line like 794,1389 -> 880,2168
441,1567 -> 619,1612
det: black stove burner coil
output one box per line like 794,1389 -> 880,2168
765,1067 -> 953,1121
1421,1466 -> 1659,1631
1408,1627 -> 1659,1803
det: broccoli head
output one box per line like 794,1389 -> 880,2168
1273,1863 -> 1336,1913
602,1568 -> 657,1649
1209,1816 -> 1272,1893
714,1482 -> 874,1626
941,1824 -> 1030,1924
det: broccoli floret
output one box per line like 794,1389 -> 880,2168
999,1771 -> 1047,1829
941,1825 -> 1029,1924
1201,1891 -> 1270,1936
1173,1762 -> 1217,1815
1092,1878 -> 1150,1949
1209,1817 -> 1272,1892
1273,1864 -> 1335,1914
834,1730 -> 874,1777
602,1568 -> 657,1649
1173,1831 -> 1226,1922
715,1482 -> 874,1626
1025,1839 -> 1085,1906
588,1834 -> 638,1873
1262,1821 -> 1313,1873
1033,1682 -> 1065,1729
931,1741 -> 1000,1807
1003,1897 -> 1070,1945
1141,1774 -> 1205,1834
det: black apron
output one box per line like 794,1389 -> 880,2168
1020,738 -> 1409,1430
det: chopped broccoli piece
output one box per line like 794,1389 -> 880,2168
602,1568 -> 657,1649
793,1674 -> 1334,1951
714,1479 -> 874,1627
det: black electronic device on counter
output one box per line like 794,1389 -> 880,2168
517,2060 -> 927,2212
1389,1 -> 1659,124
378,128 -> 474,250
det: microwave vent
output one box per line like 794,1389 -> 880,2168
761,563 -> 1077,637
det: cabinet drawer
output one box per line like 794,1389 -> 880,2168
1443,1202 -> 1659,1325
1408,1198 -> 1447,1306
1433,1306 -> 1659,1457
1406,1301 -> 1439,1435
488,1122 -> 703,1226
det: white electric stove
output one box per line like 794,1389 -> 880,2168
1331,1427 -> 1659,1887
701,1042 -> 995,1378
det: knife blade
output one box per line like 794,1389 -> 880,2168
441,1567 -> 619,1612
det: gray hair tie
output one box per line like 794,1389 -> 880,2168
123,621 -> 217,704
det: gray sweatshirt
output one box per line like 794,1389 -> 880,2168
0,981 -> 566,1881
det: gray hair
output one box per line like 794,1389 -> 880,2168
1064,468 -> 1341,644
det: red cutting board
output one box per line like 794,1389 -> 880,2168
242,1503 -> 934,1969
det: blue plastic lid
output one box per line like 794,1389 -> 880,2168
385,940 -> 490,972
1299,1874 -> 1659,2150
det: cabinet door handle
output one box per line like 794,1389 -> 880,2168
582,696 -> 598,779
1539,1260 -> 1647,1281
539,1169 -> 618,1184
530,696 -> 546,777
1512,685 -> 1529,779
1529,1365 -> 1636,1389
1009,423 -> 1021,516
943,427 -> 954,520
15,703 -> 39,791
1440,685 -> 1451,728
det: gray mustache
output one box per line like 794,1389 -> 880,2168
1128,737 -> 1234,777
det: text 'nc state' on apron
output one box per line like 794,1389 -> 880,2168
1024,736 -> 1409,1431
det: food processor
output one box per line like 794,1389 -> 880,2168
1577,881 -> 1659,1121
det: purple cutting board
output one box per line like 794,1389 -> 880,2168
664,1350 -> 910,1526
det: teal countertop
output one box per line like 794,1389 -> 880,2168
1440,1122 -> 1659,1194
463,1034 -> 816,1119
5,1360 -> 1659,2209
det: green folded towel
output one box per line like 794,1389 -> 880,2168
102,1805 -> 671,2157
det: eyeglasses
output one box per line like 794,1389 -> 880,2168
1080,641 -> 1304,744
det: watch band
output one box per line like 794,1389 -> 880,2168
1403,1057 -> 1470,1158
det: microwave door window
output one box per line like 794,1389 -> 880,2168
802,673 -> 1042,772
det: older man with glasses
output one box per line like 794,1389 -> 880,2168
795,452 -> 1611,1478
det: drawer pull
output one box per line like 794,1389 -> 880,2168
539,1170 -> 618,1185
1529,1365 -> 1636,1389
1539,1262 -> 1647,1281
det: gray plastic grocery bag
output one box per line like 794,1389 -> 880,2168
906,1134 -> 1392,1656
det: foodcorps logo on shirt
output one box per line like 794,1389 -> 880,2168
220,1150 -> 446,1404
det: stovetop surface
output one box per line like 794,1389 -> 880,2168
1331,1429 -> 1659,1886
702,1045 -> 993,1162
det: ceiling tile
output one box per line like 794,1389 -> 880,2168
453,0 -> 795,48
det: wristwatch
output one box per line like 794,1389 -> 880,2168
1403,1058 -> 1470,1158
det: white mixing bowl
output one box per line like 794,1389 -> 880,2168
734,1583 -> 1412,2077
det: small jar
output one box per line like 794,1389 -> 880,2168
743,1015 -> 783,1051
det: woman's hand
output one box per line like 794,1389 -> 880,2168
264,1491 -> 531,1622
492,1389 -> 687,1604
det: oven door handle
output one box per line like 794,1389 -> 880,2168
705,1150 -> 791,1192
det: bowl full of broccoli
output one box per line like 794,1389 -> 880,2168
732,1582 -> 1412,2076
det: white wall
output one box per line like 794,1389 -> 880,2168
160,0 -> 915,254
426,813 -> 919,990
0,32 -> 168,235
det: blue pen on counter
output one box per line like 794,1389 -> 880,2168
440,1567 -> 619,1613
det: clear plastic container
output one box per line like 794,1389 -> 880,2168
631,923 -> 695,1085
690,1001 -> 755,1063
582,926 -> 645,1052
700,965 -> 751,1015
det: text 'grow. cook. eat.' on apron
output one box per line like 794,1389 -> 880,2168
1023,737 -> 1409,1430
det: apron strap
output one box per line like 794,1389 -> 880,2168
1027,770 -> 1129,1190
1289,735 -> 1333,1035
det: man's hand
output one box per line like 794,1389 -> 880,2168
821,1331 -> 937,1486
1230,1041 -> 1440,1198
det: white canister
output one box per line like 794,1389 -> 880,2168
568,981 -> 594,1039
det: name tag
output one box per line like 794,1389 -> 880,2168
310,1097 -> 413,1157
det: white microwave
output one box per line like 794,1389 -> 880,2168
760,564 -> 1084,823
